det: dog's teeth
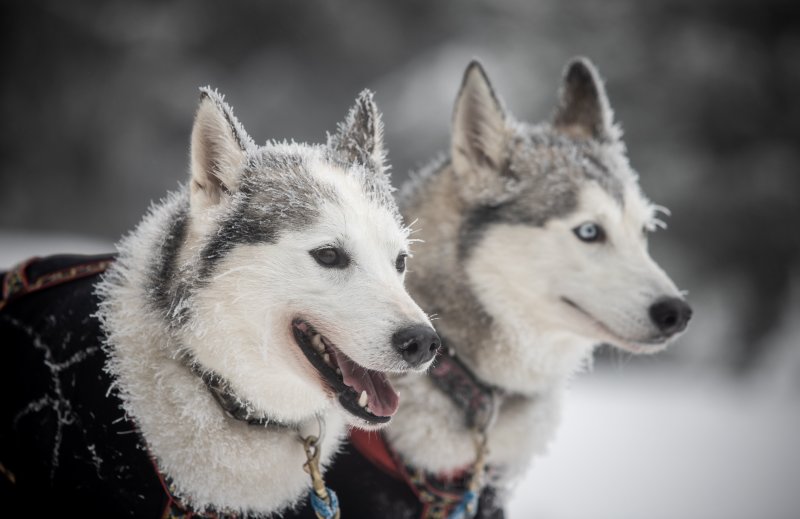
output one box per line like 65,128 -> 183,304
311,334 -> 324,352
358,390 -> 368,408
323,353 -> 331,365
336,368 -> 341,376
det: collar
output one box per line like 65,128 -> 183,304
186,362 -> 297,430
427,343 -> 501,431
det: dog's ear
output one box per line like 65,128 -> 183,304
190,87 -> 253,209
451,60 -> 512,203
328,89 -> 387,174
553,57 -> 616,141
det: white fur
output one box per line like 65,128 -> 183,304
388,179 -> 687,495
98,192 -> 349,514
185,160 -> 433,423
97,91 -> 434,514
387,371 -> 563,489
468,182 -> 682,371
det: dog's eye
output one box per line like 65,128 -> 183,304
395,253 -> 407,274
573,222 -> 606,243
310,247 -> 350,269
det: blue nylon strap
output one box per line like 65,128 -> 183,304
448,489 -> 479,519
310,487 -> 340,519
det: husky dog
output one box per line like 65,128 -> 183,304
325,58 -> 692,518
0,89 -> 439,517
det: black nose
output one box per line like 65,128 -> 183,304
392,325 -> 441,368
649,297 -> 692,336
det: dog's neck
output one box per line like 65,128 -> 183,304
187,361 -> 297,429
391,160 -> 592,491
427,344 -> 501,432
97,190 -> 345,516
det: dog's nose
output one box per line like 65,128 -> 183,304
649,297 -> 692,337
392,325 -> 441,368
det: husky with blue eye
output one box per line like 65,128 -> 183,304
324,58 -> 692,518
0,88 -> 439,517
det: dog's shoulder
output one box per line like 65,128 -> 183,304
0,254 -> 167,516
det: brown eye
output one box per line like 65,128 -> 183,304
311,247 -> 350,269
395,253 -> 407,273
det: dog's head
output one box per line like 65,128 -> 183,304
450,59 -> 691,375
173,89 -> 438,428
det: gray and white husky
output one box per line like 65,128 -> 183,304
97,88 -> 439,515
378,58 -> 693,514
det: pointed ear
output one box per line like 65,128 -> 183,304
451,60 -> 511,202
190,87 -> 253,209
328,89 -> 386,173
553,57 -> 616,141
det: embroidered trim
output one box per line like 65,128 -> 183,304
1,256 -> 114,311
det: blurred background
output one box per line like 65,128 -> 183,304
2,0 -> 798,517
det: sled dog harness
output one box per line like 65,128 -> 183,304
1,255 -> 340,519
350,344 -> 501,519
0,255 -> 115,312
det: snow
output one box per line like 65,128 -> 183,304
507,367 -> 800,519
0,230 -> 113,269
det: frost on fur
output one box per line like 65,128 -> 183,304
327,89 -> 398,214
328,89 -> 386,172
190,87 -> 254,208
93,86 -> 434,515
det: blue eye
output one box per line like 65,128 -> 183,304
573,222 -> 606,243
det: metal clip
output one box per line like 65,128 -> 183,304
299,416 -> 340,519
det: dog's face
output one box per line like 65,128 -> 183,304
451,60 -> 691,370
176,90 -> 438,428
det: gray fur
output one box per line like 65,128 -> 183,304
151,89 -> 398,333
197,151 -> 339,279
327,90 -> 399,218
149,203 -> 190,323
389,57 -> 677,502
405,61 -> 629,267
552,57 -> 618,142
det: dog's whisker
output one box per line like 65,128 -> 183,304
652,204 -> 672,217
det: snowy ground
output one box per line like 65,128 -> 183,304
507,367 -> 800,519
0,230 -> 113,269
3,232 -> 798,518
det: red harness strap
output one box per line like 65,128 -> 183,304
349,429 -> 473,518
349,428 -> 402,480
151,456 -> 228,519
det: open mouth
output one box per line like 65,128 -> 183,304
291,319 -> 399,424
561,297 -> 666,352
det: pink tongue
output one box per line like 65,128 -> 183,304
332,350 -> 399,417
